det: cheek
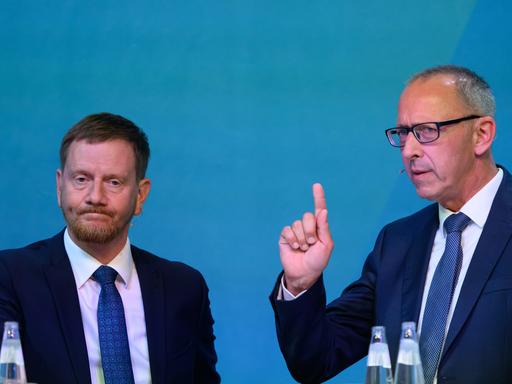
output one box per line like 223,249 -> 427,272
438,143 -> 472,174
421,149 -> 442,172
59,188 -> 70,207
115,192 -> 139,215
60,188 -> 86,210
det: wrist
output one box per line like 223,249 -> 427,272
284,274 -> 319,296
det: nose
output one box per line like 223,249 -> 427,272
401,132 -> 423,161
86,180 -> 107,206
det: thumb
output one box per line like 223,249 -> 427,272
316,209 -> 332,244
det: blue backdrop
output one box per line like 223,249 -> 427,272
2,1 -> 512,382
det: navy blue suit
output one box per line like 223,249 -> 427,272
271,168 -> 512,384
0,231 -> 220,384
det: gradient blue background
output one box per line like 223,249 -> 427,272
1,1 -> 512,382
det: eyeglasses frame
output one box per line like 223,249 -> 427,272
385,115 -> 482,147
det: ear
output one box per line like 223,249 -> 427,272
134,178 -> 151,216
473,116 -> 496,157
56,169 -> 63,208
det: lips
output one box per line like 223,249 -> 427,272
409,168 -> 433,183
409,162 -> 432,174
411,169 -> 430,175
78,209 -> 114,218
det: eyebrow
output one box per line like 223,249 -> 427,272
68,169 -> 129,181
395,121 -> 432,129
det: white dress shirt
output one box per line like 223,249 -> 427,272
64,229 -> 152,384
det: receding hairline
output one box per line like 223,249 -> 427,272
404,65 -> 496,117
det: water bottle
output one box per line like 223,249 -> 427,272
365,325 -> 393,384
393,322 -> 424,384
0,322 -> 27,384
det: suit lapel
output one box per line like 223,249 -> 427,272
401,206 -> 438,324
43,232 -> 91,384
443,169 -> 512,356
133,248 -> 166,384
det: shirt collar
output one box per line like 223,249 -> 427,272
64,228 -> 134,289
438,168 -> 503,233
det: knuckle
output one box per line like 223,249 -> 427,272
281,227 -> 293,240
304,229 -> 316,239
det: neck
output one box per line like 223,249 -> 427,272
67,230 -> 128,264
442,160 -> 498,212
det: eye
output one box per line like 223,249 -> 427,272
74,176 -> 88,184
108,179 -> 122,187
396,128 -> 409,137
415,124 -> 437,134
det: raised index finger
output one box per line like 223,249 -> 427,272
312,183 -> 327,216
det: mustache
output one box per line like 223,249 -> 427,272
77,208 -> 114,217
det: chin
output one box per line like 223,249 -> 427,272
68,219 -> 120,244
414,186 -> 438,202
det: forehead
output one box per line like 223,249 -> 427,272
65,139 -> 136,175
397,74 -> 469,124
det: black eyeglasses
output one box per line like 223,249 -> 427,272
385,115 -> 481,147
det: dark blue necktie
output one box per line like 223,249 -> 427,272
93,266 -> 135,384
420,212 -> 471,384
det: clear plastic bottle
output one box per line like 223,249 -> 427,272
0,322 -> 26,384
393,322 -> 424,384
365,326 -> 393,384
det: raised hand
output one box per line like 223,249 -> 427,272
279,183 -> 334,296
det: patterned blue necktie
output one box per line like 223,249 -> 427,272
93,266 -> 135,384
419,212 -> 471,384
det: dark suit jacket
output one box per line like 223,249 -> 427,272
271,168 -> 512,384
0,231 -> 220,384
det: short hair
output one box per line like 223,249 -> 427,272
60,113 -> 150,180
408,65 -> 496,117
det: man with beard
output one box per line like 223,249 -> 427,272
271,65 -> 511,383
0,113 -> 220,383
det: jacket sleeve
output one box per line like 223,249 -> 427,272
194,274 -> 221,384
269,227 -> 386,383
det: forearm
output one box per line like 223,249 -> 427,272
271,274 -> 370,383
271,240 -> 381,382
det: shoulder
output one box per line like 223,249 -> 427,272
131,245 -> 207,286
380,203 -> 438,238
0,232 -> 63,268
0,233 -> 65,291
130,245 -> 212,309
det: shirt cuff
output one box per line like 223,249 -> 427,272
278,275 -> 308,301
